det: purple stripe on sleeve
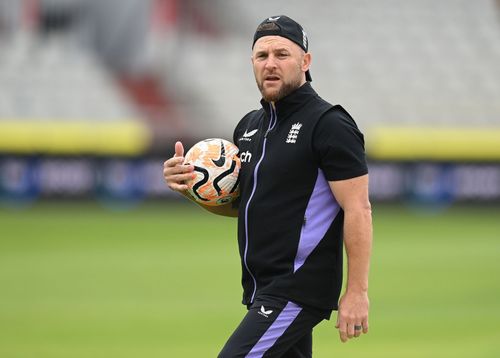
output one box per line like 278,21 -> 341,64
294,169 -> 340,273
246,302 -> 302,358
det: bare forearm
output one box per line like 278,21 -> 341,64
202,202 -> 239,217
329,175 -> 372,341
182,191 -> 238,217
343,205 -> 372,293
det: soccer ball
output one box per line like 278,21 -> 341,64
183,138 -> 240,206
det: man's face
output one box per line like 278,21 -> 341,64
252,36 -> 310,102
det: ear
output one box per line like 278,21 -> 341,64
302,53 -> 312,72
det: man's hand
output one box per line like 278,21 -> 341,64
335,291 -> 369,342
163,141 -> 238,217
163,141 -> 195,194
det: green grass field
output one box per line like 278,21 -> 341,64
1,201 -> 499,357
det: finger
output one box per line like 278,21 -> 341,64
168,182 -> 189,192
347,322 -> 355,339
164,156 -> 186,169
165,172 -> 195,188
168,172 -> 196,185
164,163 -> 194,178
338,321 -> 348,343
164,158 -> 183,172
163,165 -> 196,182
362,318 -> 369,334
174,141 -> 184,157
354,323 -> 362,338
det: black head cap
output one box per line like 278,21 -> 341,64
253,15 -> 312,82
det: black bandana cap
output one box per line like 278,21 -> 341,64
253,15 -> 312,82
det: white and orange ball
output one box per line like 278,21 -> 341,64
183,138 -> 240,206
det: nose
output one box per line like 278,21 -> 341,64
264,54 -> 277,70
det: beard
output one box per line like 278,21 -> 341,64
256,70 -> 303,103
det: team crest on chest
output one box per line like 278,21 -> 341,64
286,122 -> 303,144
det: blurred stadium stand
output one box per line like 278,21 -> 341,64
157,0 -> 500,158
1,0 -> 500,203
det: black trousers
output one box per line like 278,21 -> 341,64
218,299 -> 323,358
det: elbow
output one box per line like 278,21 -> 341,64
364,200 -> 372,215
345,199 -> 372,216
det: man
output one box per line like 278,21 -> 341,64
164,15 -> 372,357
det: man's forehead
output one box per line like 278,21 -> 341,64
253,35 -> 300,52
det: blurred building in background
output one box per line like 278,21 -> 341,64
1,0 -> 500,205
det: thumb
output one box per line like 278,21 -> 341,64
174,141 -> 184,158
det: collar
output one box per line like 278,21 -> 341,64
260,82 -> 317,121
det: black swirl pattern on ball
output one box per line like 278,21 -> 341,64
192,166 -> 209,201
213,160 -> 237,196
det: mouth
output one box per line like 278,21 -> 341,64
264,75 -> 280,83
